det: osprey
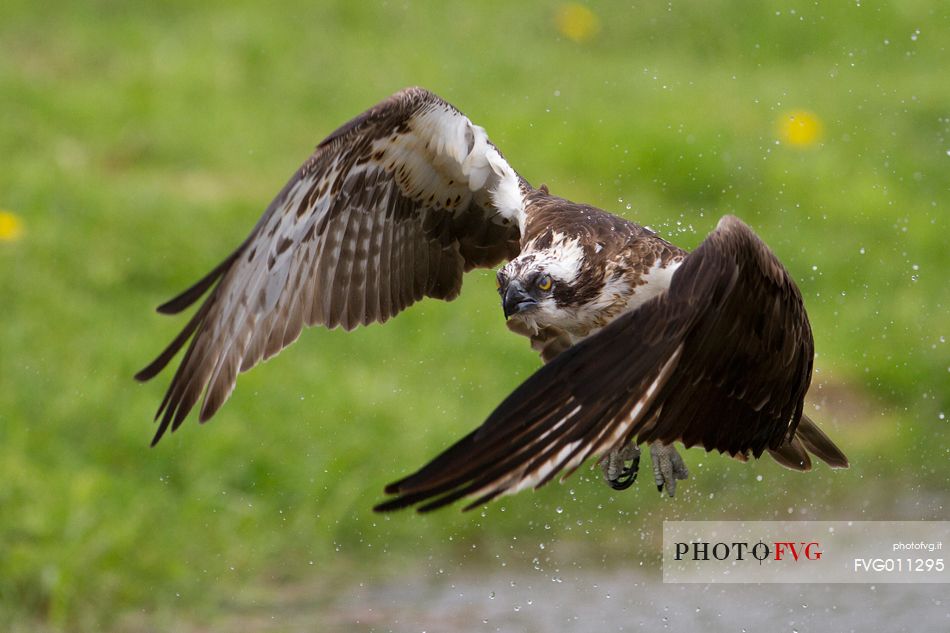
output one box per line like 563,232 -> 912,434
137,87 -> 848,512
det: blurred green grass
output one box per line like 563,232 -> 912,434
1,1 -> 947,630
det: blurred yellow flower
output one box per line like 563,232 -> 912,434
0,210 -> 24,242
778,110 -> 823,147
555,3 -> 600,43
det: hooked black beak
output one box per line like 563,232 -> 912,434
502,281 -> 538,319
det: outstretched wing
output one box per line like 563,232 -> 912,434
376,216 -> 835,513
137,87 -> 526,444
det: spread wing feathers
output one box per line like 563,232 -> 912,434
136,87 -> 525,444
376,215 -> 829,513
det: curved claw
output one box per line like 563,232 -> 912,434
600,444 -> 641,490
608,462 -> 639,490
650,442 -> 690,497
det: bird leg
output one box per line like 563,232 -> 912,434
650,442 -> 689,497
599,443 -> 641,490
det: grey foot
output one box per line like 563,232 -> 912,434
600,443 -> 641,490
650,442 -> 689,497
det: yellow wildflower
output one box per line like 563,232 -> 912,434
0,210 -> 24,242
555,3 -> 600,43
778,110 -> 823,147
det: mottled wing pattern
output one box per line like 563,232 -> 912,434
137,88 -> 524,444
376,216 -> 819,512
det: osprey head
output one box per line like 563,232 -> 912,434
496,243 -> 585,328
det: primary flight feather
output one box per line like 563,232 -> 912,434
137,87 -> 848,511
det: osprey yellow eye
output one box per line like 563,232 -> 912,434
537,274 -> 553,291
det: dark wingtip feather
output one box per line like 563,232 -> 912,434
134,303 -> 209,383
155,252 -> 241,315
374,481 -> 463,513
150,411 -> 173,446
156,280 -> 211,315
797,414 -> 850,469
140,245 -> 245,384
134,365 -> 157,383
373,491 -> 427,513
135,353 -> 173,383
417,491 -> 468,513
767,436 -> 813,472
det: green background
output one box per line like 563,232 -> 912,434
1,1 -> 947,630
